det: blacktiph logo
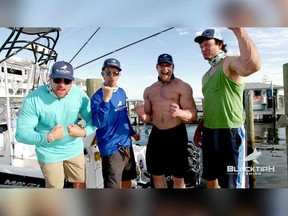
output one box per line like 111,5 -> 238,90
227,148 -> 275,176
244,148 -> 262,164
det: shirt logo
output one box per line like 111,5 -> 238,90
114,100 -> 126,112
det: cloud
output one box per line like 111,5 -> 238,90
249,28 -> 288,49
176,28 -> 190,36
268,57 -> 288,63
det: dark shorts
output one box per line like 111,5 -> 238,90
146,124 -> 188,178
201,126 -> 246,188
101,145 -> 137,188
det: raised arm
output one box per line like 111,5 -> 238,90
228,27 -> 261,77
91,92 -> 110,129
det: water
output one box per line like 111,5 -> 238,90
133,123 -> 288,188
253,123 -> 287,188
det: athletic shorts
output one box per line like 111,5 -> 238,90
146,124 -> 188,178
38,153 -> 86,188
201,126 -> 246,188
101,145 -> 137,188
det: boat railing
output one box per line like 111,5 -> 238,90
0,27 -> 61,167
0,27 -> 60,65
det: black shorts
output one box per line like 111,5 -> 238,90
146,124 -> 188,178
201,126 -> 246,188
101,145 -> 137,188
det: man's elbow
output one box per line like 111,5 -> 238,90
248,58 -> 261,74
187,112 -> 198,123
15,131 -> 24,143
251,60 -> 261,73
191,115 -> 198,123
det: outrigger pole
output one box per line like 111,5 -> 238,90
74,27 -> 174,70
69,27 -> 101,64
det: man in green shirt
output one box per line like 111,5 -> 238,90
193,28 -> 261,188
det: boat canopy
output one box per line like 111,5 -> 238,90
0,27 -> 61,65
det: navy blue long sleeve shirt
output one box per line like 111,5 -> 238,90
91,87 -> 136,156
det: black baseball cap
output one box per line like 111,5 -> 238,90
157,53 -> 173,65
194,29 -> 223,43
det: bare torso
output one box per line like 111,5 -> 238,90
144,78 -> 196,130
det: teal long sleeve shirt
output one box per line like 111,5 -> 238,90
15,84 -> 96,163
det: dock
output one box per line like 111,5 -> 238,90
126,99 -> 144,125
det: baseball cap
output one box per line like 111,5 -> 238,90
194,29 -> 223,43
50,61 -> 74,80
102,58 -> 122,71
157,53 -> 173,65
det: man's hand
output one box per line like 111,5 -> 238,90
193,119 -> 204,148
49,124 -> 64,141
169,103 -> 181,118
102,86 -> 117,102
193,130 -> 202,148
133,133 -> 140,141
68,124 -> 86,137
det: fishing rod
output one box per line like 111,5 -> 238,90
74,27 -> 174,70
69,27 -> 100,64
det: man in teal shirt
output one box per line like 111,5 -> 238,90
16,61 -> 96,188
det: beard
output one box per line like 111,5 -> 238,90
158,73 -> 175,84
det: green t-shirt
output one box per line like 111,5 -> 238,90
202,63 -> 245,128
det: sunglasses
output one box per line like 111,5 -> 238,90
103,70 -> 120,76
52,78 -> 72,85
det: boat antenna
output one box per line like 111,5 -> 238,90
69,27 -> 100,64
74,27 -> 174,70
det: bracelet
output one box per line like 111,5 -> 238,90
48,132 -> 54,142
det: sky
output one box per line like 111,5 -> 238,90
0,0 -> 288,100
1,27 -> 288,100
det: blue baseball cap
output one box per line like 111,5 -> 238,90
50,61 -> 74,80
102,58 -> 122,71
157,53 -> 173,65
194,29 -> 223,43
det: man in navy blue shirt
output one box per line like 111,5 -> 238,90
91,58 -> 140,188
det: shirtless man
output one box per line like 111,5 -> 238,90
135,53 -> 197,188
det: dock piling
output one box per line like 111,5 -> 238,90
86,78 -> 102,99
283,63 -> 288,174
245,90 -> 256,188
